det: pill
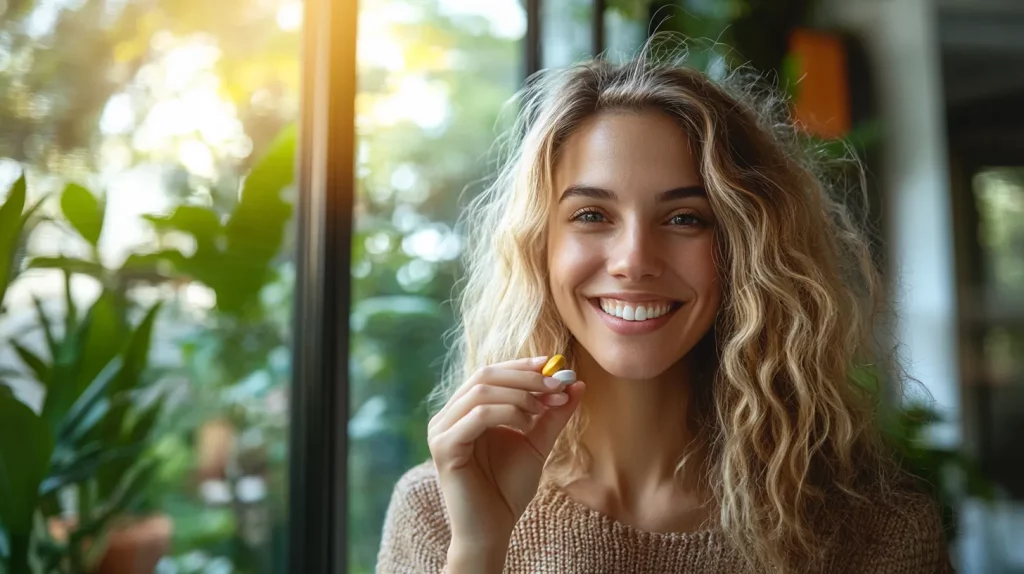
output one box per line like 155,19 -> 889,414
541,355 -> 565,377
552,369 -> 576,384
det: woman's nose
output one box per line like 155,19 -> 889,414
606,225 -> 662,280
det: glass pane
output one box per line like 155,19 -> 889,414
542,0 -> 592,68
605,6 -> 648,63
973,167 -> 1024,391
0,0 -> 301,572
973,167 -> 1024,383
974,168 -> 1024,302
348,1 -> 525,572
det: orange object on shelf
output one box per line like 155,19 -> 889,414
790,29 -> 851,140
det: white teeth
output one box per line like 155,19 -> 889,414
598,298 -> 675,322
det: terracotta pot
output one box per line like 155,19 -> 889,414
94,514 -> 173,574
46,514 -> 173,573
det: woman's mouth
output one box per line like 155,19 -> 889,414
589,297 -> 682,335
596,298 -> 680,321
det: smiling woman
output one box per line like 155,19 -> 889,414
376,41 -> 953,573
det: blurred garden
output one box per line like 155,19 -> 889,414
0,0 -> 1017,572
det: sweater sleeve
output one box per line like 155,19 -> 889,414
376,461 -> 451,574
855,492 -> 955,574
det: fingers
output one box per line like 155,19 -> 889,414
429,404 -> 538,468
440,362 -> 564,421
527,381 -> 586,455
427,358 -> 578,470
430,384 -> 548,434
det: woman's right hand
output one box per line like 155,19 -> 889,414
427,356 -> 585,570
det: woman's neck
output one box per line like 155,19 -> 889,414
572,348 -> 699,496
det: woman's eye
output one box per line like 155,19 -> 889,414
571,210 -> 606,223
668,212 -> 703,227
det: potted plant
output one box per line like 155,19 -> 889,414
0,285 -> 169,573
0,173 -> 172,573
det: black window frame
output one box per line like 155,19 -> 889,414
288,0 -> 358,571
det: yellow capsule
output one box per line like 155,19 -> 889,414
541,355 -> 565,377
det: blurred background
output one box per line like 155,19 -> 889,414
0,0 -> 1021,572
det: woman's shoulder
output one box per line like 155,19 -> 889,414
377,461 -> 450,572
393,460 -> 443,495
834,485 -> 953,573
386,460 -> 448,527
859,485 -> 946,538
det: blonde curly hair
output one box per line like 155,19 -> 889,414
434,40 -> 904,572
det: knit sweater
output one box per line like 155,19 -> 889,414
377,461 -> 953,573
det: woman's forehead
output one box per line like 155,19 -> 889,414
553,111 -> 702,197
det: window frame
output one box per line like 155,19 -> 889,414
288,0 -> 358,571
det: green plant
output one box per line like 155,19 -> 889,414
141,125 -> 295,322
0,171 -> 170,573
25,180 -> 174,317
0,173 -> 46,317
885,405 -> 996,540
0,286 -> 164,573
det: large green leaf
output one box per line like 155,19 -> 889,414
60,183 -> 105,248
0,174 -> 27,307
11,342 -> 49,384
127,395 -> 165,445
41,441 -> 146,496
40,292 -> 120,434
0,394 -> 54,535
108,302 -> 160,397
58,357 -> 122,445
142,206 -> 222,249
32,296 -> 58,357
75,292 -> 124,398
94,303 -> 161,497
28,256 -> 106,277
222,125 -> 296,315
120,250 -> 185,282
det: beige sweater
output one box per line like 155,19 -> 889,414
377,461 -> 953,573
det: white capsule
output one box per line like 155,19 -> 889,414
552,369 -> 577,384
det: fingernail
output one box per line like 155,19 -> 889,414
530,356 -> 549,365
543,393 -> 569,407
544,377 -> 563,389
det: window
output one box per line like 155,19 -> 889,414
968,167 -> 1024,498
0,0 -> 302,572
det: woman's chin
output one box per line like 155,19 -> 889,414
591,353 -> 681,382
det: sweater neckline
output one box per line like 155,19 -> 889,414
538,481 -> 721,541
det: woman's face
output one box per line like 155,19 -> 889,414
547,110 -> 722,380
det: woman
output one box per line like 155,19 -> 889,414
377,46 -> 952,573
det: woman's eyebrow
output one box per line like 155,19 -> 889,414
657,185 -> 706,202
558,184 -> 616,203
558,184 -> 706,203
